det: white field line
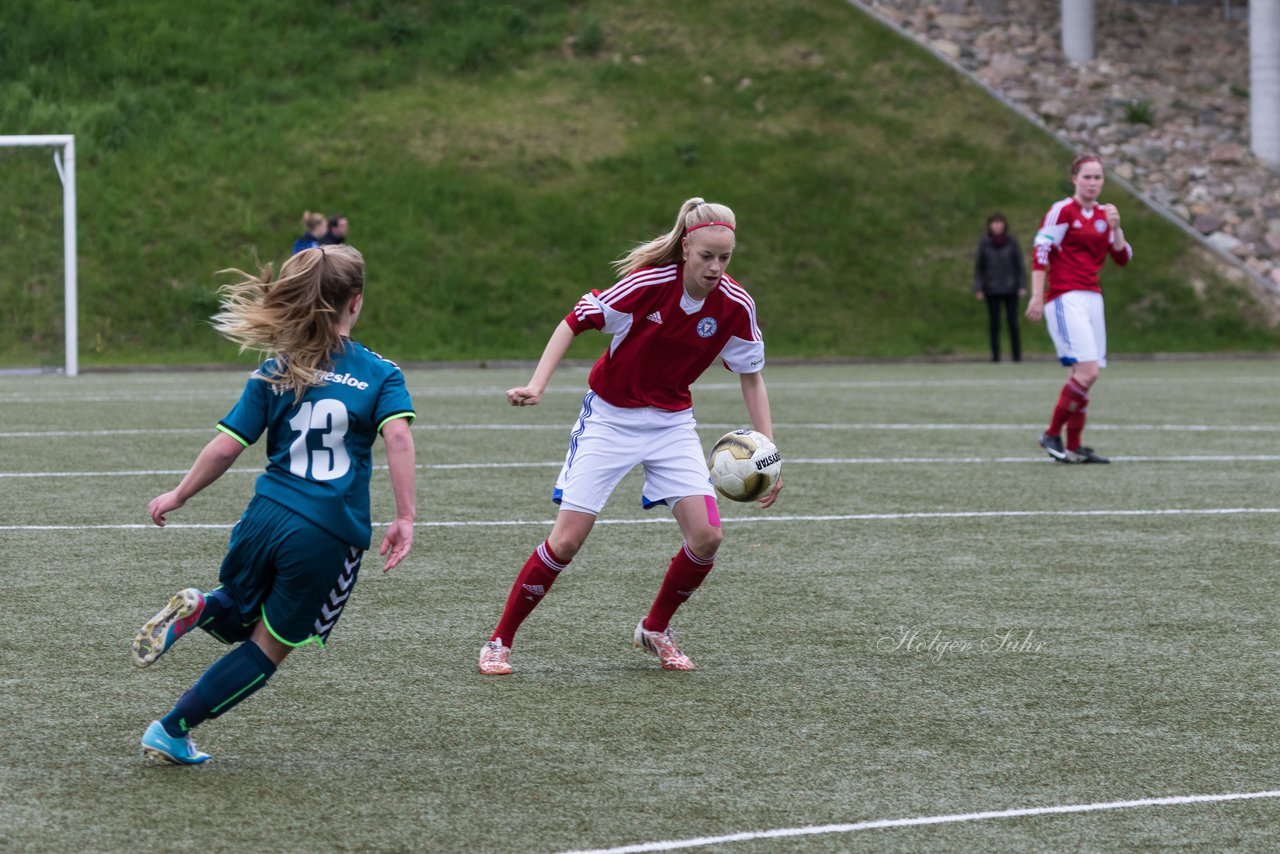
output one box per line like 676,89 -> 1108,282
5,454 -> 1280,480
0,427 -> 210,438
2,373 -> 1278,404
5,422 -> 1280,440
5,507 -> 1280,532
12,450 -> 1280,478
0,462 -> 561,479
553,789 -> 1280,854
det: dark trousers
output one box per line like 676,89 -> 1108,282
984,294 -> 1021,362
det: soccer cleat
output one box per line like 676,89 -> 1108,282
140,720 -> 211,765
632,619 -> 696,671
131,588 -> 206,669
478,639 -> 513,675
1067,446 -> 1110,464
1039,432 -> 1069,462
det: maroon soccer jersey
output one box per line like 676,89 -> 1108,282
564,264 -> 765,411
1032,197 -> 1132,304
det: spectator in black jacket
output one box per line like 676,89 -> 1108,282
974,213 -> 1026,362
322,214 -> 349,245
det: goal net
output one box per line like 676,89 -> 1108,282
0,135 -> 77,376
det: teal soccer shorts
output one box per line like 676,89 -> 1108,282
218,495 -> 364,647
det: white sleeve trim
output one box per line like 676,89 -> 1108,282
720,335 -> 765,373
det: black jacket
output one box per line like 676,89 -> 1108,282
973,235 -> 1025,297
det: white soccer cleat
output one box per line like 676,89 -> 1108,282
131,588 -> 206,669
478,639 -> 513,675
632,619 -> 696,671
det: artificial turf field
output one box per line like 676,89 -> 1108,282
2,359 -> 1278,852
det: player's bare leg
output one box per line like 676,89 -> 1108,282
634,496 -> 721,670
481,509 -> 594,674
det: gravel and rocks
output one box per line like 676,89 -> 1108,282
860,0 -> 1280,295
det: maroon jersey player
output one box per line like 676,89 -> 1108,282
479,197 -> 782,675
1025,153 -> 1132,464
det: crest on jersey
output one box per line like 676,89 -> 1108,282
696,317 -> 718,338
1094,219 -> 1108,233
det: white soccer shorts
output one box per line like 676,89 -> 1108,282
553,391 -> 715,515
1045,290 -> 1107,367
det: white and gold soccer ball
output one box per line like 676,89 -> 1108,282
708,429 -> 781,502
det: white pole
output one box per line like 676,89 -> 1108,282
1252,0 -> 1280,165
1062,0 -> 1096,63
0,134 -> 78,376
0,134 -> 75,147
62,138 -> 78,377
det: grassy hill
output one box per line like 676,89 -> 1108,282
2,0 -> 1276,368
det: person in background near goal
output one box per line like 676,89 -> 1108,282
1025,153 -> 1132,464
974,212 -> 1026,363
131,245 -> 417,764
322,214 -> 349,245
291,210 -> 328,254
479,197 -> 782,675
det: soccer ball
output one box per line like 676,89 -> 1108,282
708,430 -> 781,502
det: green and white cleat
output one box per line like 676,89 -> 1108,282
131,588 -> 205,669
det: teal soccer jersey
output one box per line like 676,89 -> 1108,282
217,340 -> 415,549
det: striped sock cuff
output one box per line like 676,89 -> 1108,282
682,542 -> 716,567
537,540 -> 570,572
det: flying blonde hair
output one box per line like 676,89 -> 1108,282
612,197 -> 736,278
212,245 -> 365,398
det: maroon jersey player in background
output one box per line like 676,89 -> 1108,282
1025,153 -> 1132,464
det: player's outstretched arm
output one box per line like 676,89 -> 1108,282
148,432 -> 246,526
1025,269 -> 1047,322
508,319 -> 575,407
379,417 -> 416,572
740,371 -> 783,508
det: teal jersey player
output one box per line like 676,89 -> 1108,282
130,245 -> 418,765
218,341 -> 415,550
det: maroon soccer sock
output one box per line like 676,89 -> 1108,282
1065,406 -> 1089,452
491,540 -> 568,647
1048,379 -> 1089,437
645,543 -> 715,634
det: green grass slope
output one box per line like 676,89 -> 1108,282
2,0 -> 1276,367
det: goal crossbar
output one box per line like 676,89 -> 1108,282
0,135 -> 77,376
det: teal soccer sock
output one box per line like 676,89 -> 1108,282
160,641 -> 278,737
197,588 -> 255,644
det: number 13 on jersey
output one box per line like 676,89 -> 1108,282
288,400 -> 351,481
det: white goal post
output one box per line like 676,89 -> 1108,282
0,135 -> 77,376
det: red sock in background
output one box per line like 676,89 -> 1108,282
491,540 -> 569,647
645,543 -> 715,634
1048,379 -> 1089,437
1065,404 -> 1089,451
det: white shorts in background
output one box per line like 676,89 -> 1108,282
1046,290 -> 1107,367
553,391 -> 715,515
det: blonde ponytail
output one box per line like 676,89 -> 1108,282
212,245 -> 365,399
